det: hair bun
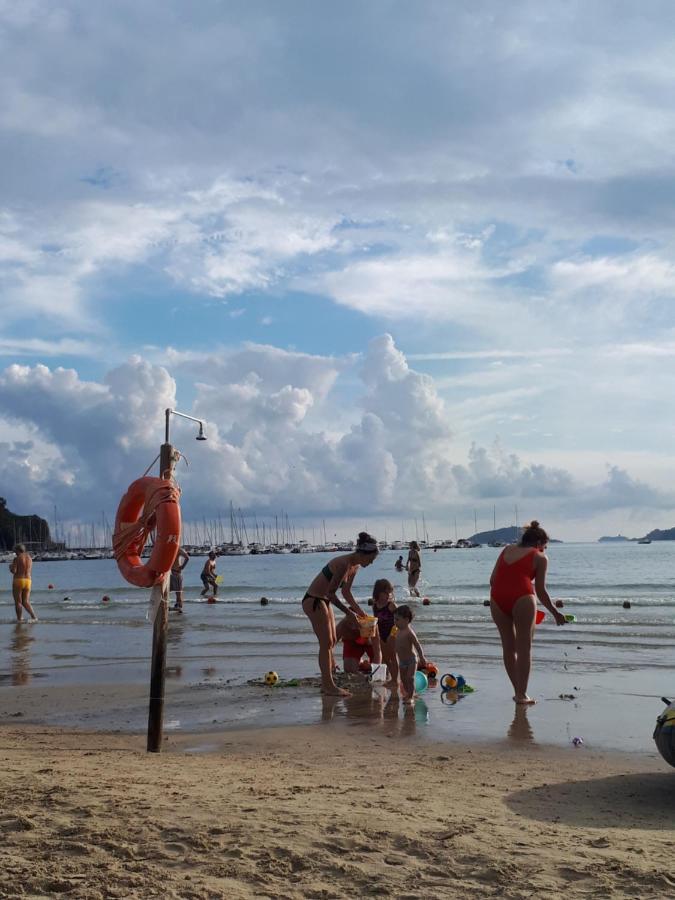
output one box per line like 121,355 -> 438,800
529,520 -> 540,529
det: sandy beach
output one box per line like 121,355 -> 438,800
1,719 -> 673,900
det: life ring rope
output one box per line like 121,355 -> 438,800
112,480 -> 180,564
113,477 -> 181,587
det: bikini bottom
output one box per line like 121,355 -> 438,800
303,593 -> 329,612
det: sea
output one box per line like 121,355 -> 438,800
2,543 -> 674,756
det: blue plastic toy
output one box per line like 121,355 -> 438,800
414,670 -> 428,693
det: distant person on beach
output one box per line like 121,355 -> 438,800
393,604 -> 427,705
489,520 -> 565,705
200,551 -> 218,597
9,544 -> 38,622
406,541 -> 421,597
394,555 -> 404,571
372,578 -> 399,688
302,532 -> 379,696
170,547 -> 190,613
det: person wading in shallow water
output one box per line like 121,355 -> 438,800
10,544 -> 38,622
170,547 -> 190,612
200,551 -> 218,597
406,541 -> 421,597
302,532 -> 379,696
489,520 -> 565,705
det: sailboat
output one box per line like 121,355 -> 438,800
488,505 -> 506,547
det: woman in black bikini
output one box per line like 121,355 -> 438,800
302,532 -> 379,695
406,541 -> 421,597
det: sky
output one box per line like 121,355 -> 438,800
1,0 -> 675,542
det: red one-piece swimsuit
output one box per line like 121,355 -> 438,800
490,548 -> 540,616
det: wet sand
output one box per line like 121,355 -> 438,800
1,722 -> 673,899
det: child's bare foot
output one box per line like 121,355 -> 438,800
321,686 -> 351,697
514,695 -> 536,705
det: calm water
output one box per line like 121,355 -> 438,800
2,543 -> 674,752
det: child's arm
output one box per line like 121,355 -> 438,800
410,628 -> 427,668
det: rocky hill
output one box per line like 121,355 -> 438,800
470,526 -> 522,544
643,526 -> 675,541
0,497 -> 52,550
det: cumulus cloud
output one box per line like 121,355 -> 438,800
1,336 -> 673,542
2,3 -> 675,539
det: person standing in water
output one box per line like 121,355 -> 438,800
200,551 -> 218,597
9,544 -> 38,622
406,541 -> 421,597
489,520 -> 565,705
302,532 -> 379,696
170,547 -> 190,613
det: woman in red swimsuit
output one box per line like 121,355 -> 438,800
489,520 -> 565,705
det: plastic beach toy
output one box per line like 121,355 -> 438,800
564,614 -> 577,623
414,670 -> 428,693
441,673 -> 458,690
356,615 -> 378,639
535,610 -> 546,625
265,671 -> 279,685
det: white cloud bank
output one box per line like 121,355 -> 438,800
0,335 -> 672,541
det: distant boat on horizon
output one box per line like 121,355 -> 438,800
637,537 -> 652,544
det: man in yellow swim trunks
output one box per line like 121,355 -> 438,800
9,544 -> 38,622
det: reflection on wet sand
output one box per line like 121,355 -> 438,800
320,686 -> 430,738
507,705 -> 535,744
166,617 -> 185,679
11,624 -> 35,686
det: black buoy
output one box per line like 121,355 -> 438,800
654,698 -> 675,768
483,599 -> 490,607
623,601 -> 631,609
260,597 -> 269,606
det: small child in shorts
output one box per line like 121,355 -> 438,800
394,605 -> 428,705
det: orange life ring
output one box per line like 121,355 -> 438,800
113,476 -> 181,588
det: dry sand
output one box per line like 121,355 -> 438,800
1,721 -> 674,899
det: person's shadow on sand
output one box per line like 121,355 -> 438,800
507,771 -> 675,830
